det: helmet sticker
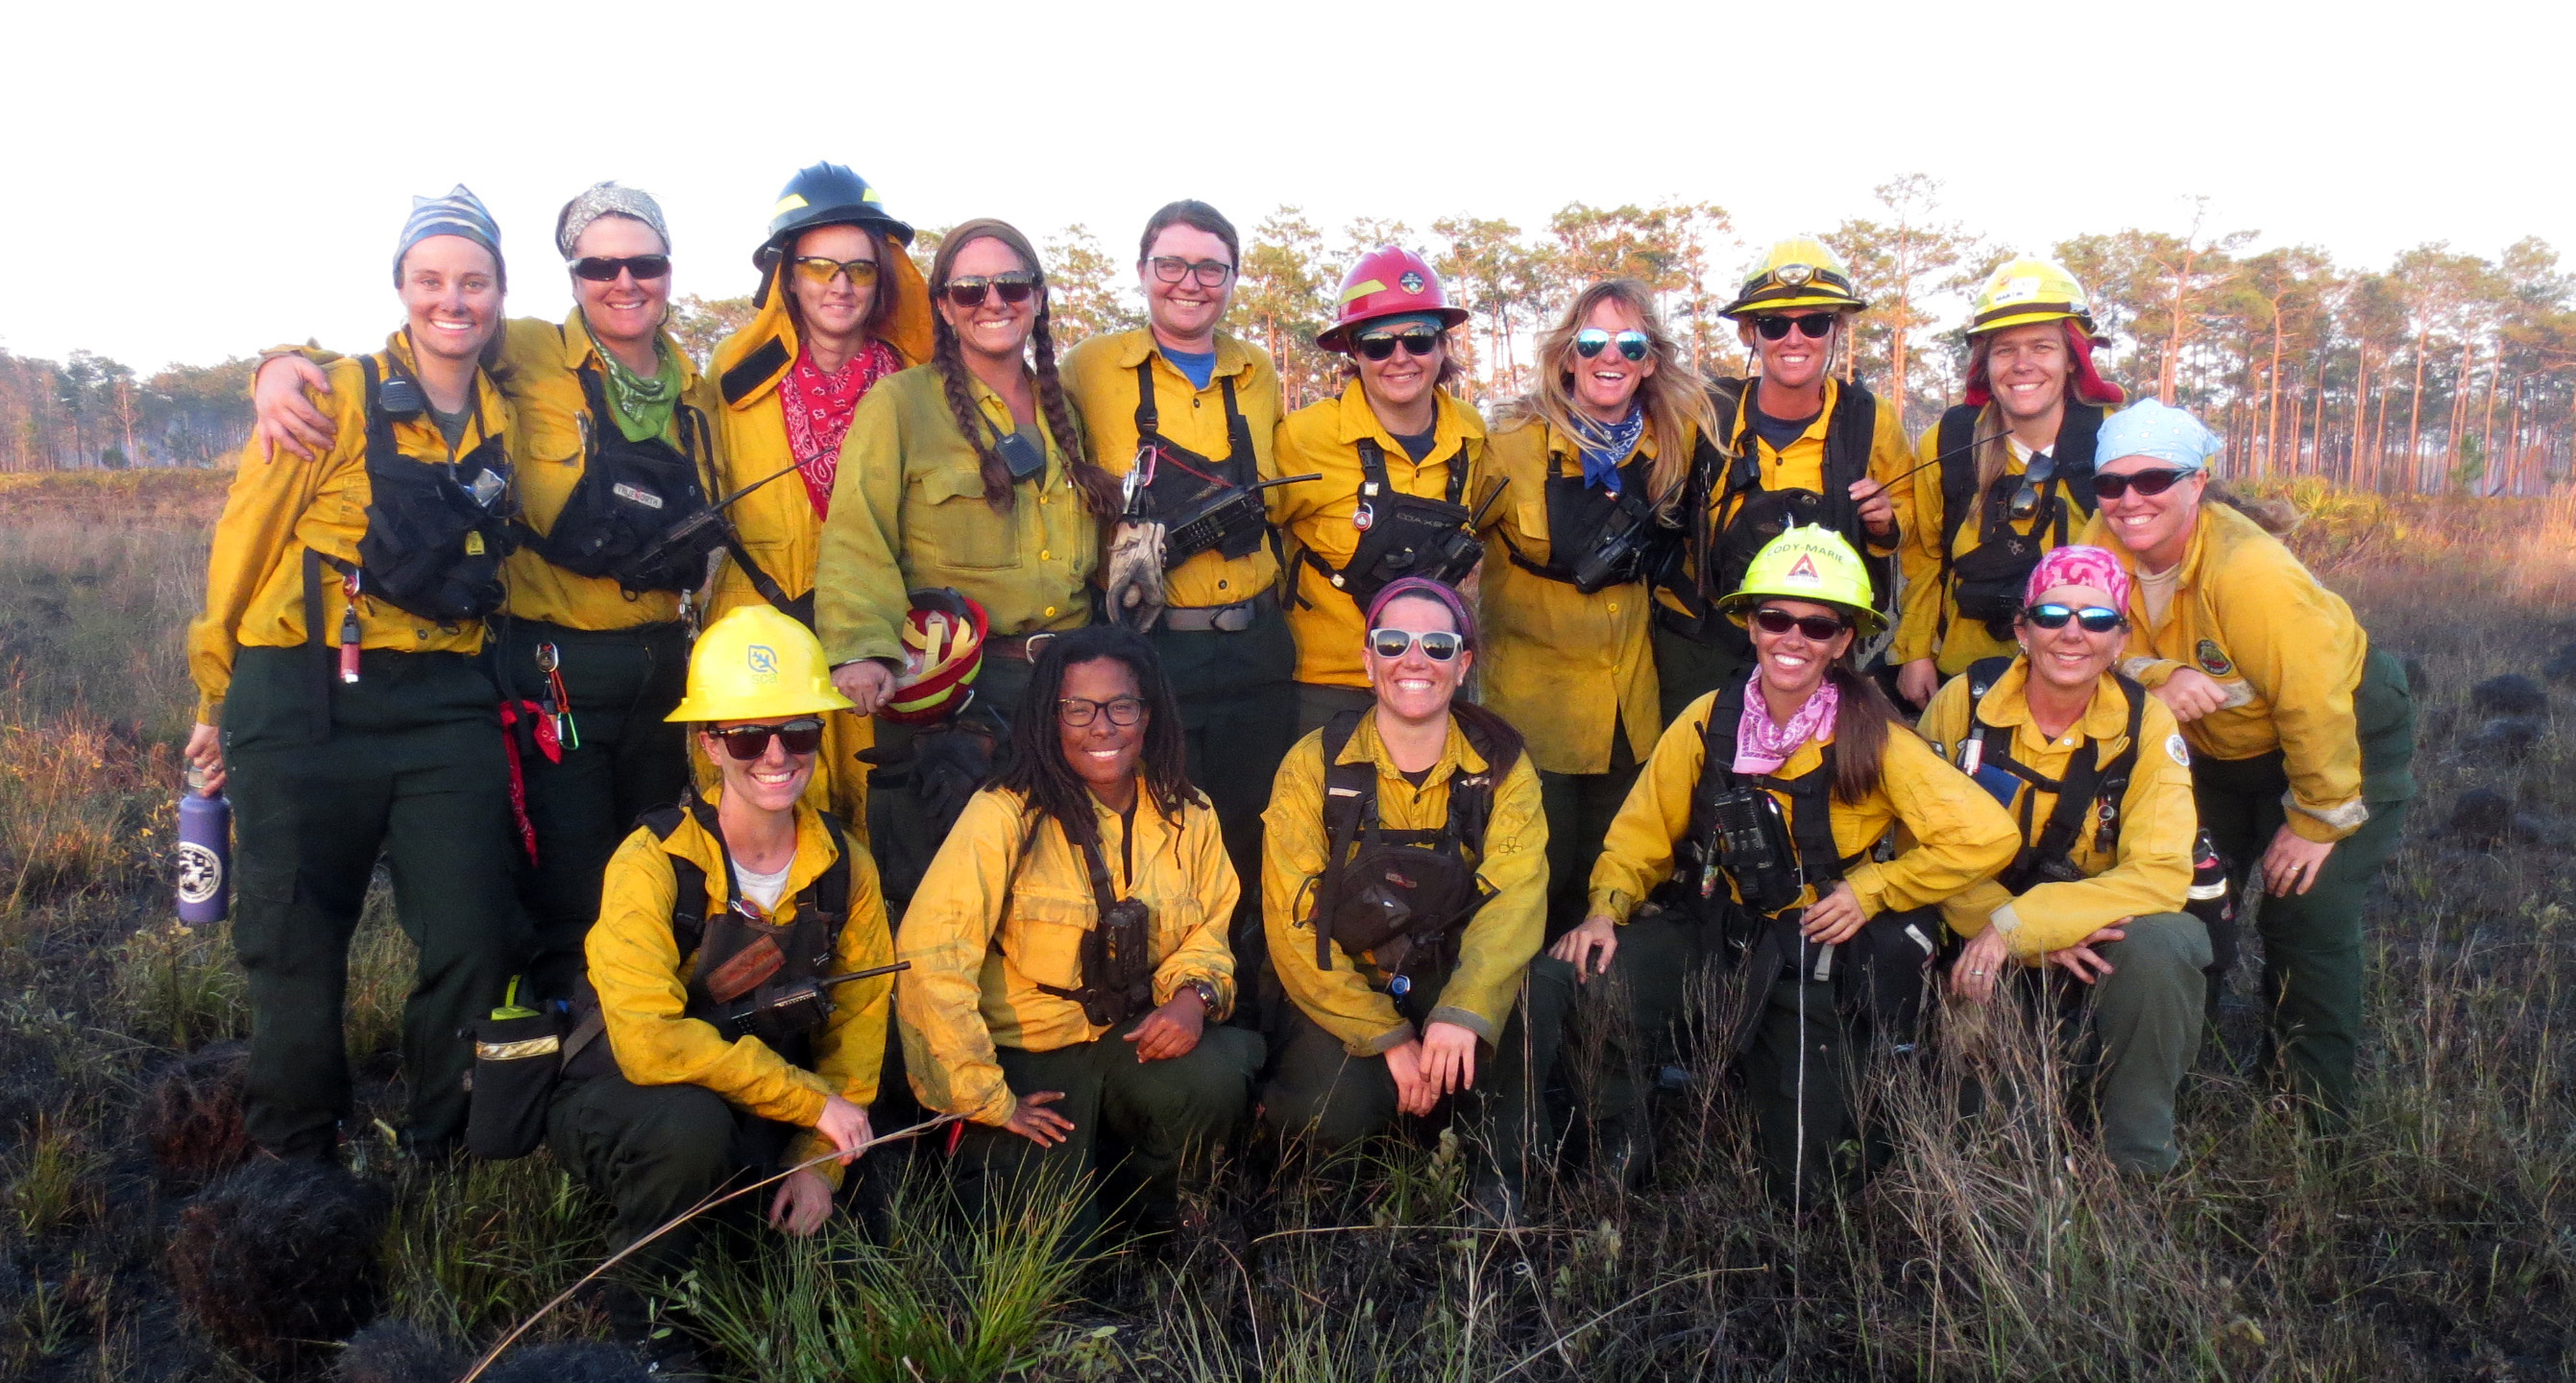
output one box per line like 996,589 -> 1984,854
2195,639 -> 2234,676
747,644 -> 779,682
1398,271 -> 1425,294
1786,553 -> 1820,584
1995,276 -> 2042,304
2166,733 -> 2192,766
1339,278 -> 1388,304
771,193 -> 810,216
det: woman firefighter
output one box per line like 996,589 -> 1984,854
249,182 -> 730,997
1273,248 -> 1500,735
1918,546 -> 2210,1177
895,627 -> 1259,1243
1260,578 -> 1566,1225
1479,279 -> 1720,939
2079,400 -> 2416,1132
1061,201 -> 1297,1016
551,606 -> 895,1343
814,218 -> 1124,908
700,162 -> 937,827
1893,256 -> 2127,707
183,187 -> 529,1160
1566,527 -> 2017,1202
1649,237 -> 1911,723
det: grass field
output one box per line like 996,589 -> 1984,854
0,470 -> 2566,1380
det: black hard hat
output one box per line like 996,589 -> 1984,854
753,162 -> 914,271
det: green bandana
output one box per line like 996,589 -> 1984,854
587,319 -> 681,443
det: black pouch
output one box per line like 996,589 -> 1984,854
995,428 -> 1048,481
1951,532 -> 2046,630
463,1007 -> 565,1160
1074,898 -> 1157,1028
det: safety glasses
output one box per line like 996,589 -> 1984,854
1574,328 -> 1650,362
1057,695 -> 1146,728
2023,603 -> 2126,634
1751,607 -> 1850,641
1146,255 -> 1234,286
571,254 -> 672,282
1353,328 -> 1443,362
1368,628 -> 1465,662
2091,468 -> 2196,501
790,255 -> 881,286
711,718 -> 824,762
1752,314 -> 1837,341
940,272 -> 1039,308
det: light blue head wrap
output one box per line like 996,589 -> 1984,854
396,184 -> 503,287
2097,398 -> 2222,473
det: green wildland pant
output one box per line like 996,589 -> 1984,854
2192,646 -> 2415,1130
491,619 -> 689,998
1537,732 -> 1640,942
547,1072 -> 797,1283
222,645 -> 528,1158
1652,621 -> 1749,727
2056,911 -> 2212,1176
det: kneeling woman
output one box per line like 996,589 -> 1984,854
1569,528 -> 2016,1203
1921,546 -> 2207,1176
1261,578 -> 1564,1223
897,627 -> 1258,1240
183,188 -> 527,1160
551,607 -> 895,1306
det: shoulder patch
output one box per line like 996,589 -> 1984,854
2166,733 -> 2192,766
2194,639 -> 2234,677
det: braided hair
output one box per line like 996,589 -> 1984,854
992,625 -> 1198,833
926,219 -> 1122,518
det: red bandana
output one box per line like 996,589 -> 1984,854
780,338 -> 901,517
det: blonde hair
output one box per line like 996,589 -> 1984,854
1506,279 -> 1716,515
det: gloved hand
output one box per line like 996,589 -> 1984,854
1104,520 -> 1169,632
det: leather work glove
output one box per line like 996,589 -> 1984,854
1104,520 -> 1170,632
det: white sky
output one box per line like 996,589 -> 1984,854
6,0 -> 2569,373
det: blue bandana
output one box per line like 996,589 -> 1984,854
396,184 -> 503,286
2098,398 -> 2222,473
1571,405 -> 1647,490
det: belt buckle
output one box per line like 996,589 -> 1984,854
1212,601 -> 1254,633
1020,631 -> 1056,661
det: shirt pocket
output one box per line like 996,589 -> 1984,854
998,888 -> 1092,991
1146,891 -> 1204,970
908,463 -> 1021,572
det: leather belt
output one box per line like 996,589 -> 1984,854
1159,592 -> 1276,634
984,631 -> 1060,663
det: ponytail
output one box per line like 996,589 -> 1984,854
1824,661 -> 1905,805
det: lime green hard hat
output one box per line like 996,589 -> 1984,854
1716,525 -> 1885,637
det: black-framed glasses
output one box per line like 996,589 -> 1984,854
1752,314 -> 1836,341
1751,607 -> 1850,641
711,718 -> 824,762
942,272 -> 1039,308
1353,328 -> 1442,362
2023,603 -> 2126,634
1575,328 -> 1650,361
2091,468 -> 2196,500
1368,628 -> 1465,662
571,254 -> 672,282
1057,695 -> 1146,728
1146,255 -> 1233,286
790,255 -> 881,286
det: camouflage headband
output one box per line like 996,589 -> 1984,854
556,182 -> 669,261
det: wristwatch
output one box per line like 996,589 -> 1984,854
1181,979 -> 1221,1011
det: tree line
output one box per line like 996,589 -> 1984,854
12,175 -> 2572,496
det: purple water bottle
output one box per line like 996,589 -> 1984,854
178,766 -> 231,924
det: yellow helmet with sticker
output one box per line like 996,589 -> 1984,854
1716,525 -> 1885,637
1722,236 -> 1867,318
1969,255 -> 2096,336
666,606 -> 854,722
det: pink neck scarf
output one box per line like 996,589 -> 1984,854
1734,673 -> 1840,776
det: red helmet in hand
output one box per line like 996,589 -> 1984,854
1318,246 -> 1469,351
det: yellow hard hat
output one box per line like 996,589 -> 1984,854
1969,255 -> 2096,336
1716,525 -> 1886,637
1722,236 -> 1867,318
666,606 -> 855,723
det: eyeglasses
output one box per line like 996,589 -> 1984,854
1057,695 -> 1146,728
790,255 -> 881,286
1574,328 -> 1650,362
571,255 -> 672,282
711,718 -> 824,762
1353,328 -> 1442,362
1368,628 -> 1465,662
1146,255 -> 1233,287
1751,608 -> 1850,641
2091,468 -> 2196,500
2008,453 -> 2060,522
941,272 -> 1039,308
2023,603 -> 2126,634
1752,314 -> 1837,341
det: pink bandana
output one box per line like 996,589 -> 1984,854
780,338 -> 902,518
2024,543 -> 2131,612
1734,673 -> 1840,776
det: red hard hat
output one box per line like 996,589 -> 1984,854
881,588 -> 989,725
1319,246 -> 1469,351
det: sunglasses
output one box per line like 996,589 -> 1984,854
2023,603 -> 2126,634
1146,255 -> 1234,287
1752,314 -> 1837,341
571,254 -> 672,282
1058,695 -> 1146,728
1353,328 -> 1443,362
940,272 -> 1039,308
1574,328 -> 1650,362
790,255 -> 881,286
711,718 -> 824,762
2091,468 -> 2197,500
1751,607 -> 1850,641
2007,453 -> 2060,522
1368,628 -> 1465,662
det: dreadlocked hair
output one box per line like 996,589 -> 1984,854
927,219 -> 1122,517
992,625 -> 1199,838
